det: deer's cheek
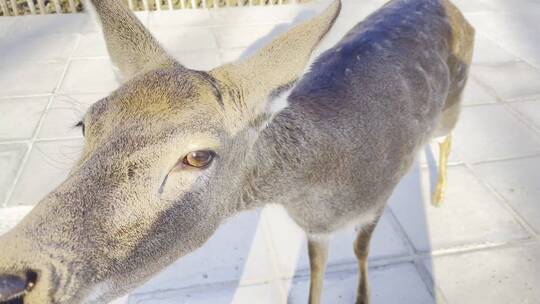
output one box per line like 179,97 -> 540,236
158,170 -> 209,202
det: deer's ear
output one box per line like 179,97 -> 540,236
210,0 -> 341,121
87,0 -> 182,81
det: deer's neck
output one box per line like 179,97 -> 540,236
239,109 -> 312,211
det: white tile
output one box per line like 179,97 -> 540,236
60,58 -> 120,94
467,11 -> 540,69
0,97 -> 49,140
511,99 -> 540,130
472,34 -> 520,65
130,280 -> 284,304
152,28 -> 218,52
148,9 -> 213,28
81,12 -> 149,33
286,263 -> 434,304
38,94 -> 105,139
322,1 -> 385,51
474,156 -> 540,233
472,61 -> 540,101
474,0 -> 540,13
0,17 -> 18,39
7,13 -> 91,36
452,0 -> 497,13
461,77 -> 497,106
0,206 -> 33,236
172,50 -> 222,71
8,139 -> 83,206
0,33 -> 78,64
0,143 -> 27,205
220,48 -> 248,64
389,165 -> 529,252
452,104 -> 540,163
132,210 -> 277,294
133,11 -> 150,27
74,32 -> 109,58
0,61 -> 66,97
425,243 -> 540,304
263,205 -> 409,278
209,5 -> 314,26
213,24 -> 287,49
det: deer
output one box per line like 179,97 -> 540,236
0,0 -> 474,303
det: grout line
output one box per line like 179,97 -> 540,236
467,73 -> 506,105
507,102 -> 540,134
0,139 -> 31,145
326,237 -> 540,275
414,259 -> 450,304
501,101 -> 540,137
258,208 -> 291,301
127,237 -> 540,300
477,30 -> 540,70
34,136 -> 84,142
385,207 -> 417,256
384,206 -> 442,300
463,162 -> 540,238
2,35 -> 81,208
0,135 -> 85,146
467,151 -> 540,166
0,93 -> 53,100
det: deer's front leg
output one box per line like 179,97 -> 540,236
353,223 -> 377,304
432,134 -> 453,206
307,237 -> 329,304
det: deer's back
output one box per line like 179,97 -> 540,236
254,0 -> 474,232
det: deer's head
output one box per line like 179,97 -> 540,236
0,0 -> 340,303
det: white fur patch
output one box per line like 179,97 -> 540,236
262,86 -> 292,125
81,280 -> 113,304
267,87 -> 291,116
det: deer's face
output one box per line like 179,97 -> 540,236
0,68 -> 260,304
0,1 -> 340,303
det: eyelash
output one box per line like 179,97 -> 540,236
75,121 -> 85,136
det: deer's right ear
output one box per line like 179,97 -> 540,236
209,0 -> 340,131
87,0 -> 182,81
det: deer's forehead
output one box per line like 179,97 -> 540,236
87,78 -> 225,126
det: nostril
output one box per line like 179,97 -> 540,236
0,270 -> 37,304
0,274 -> 26,303
24,271 -> 37,291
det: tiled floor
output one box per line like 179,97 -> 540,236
1,0 -> 540,303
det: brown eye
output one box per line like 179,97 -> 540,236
183,150 -> 214,168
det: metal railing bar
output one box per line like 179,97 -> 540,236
26,0 -> 36,14
37,0 -> 46,14
52,0 -> 62,13
67,0 -> 76,12
141,0 -> 149,10
9,0 -> 17,15
0,0 -> 9,16
0,0 -> 298,15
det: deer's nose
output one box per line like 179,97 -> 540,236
0,272 -> 36,303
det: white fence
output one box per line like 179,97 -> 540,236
0,0 -> 301,16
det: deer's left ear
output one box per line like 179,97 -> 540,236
87,0 -> 182,81
210,0 -> 341,127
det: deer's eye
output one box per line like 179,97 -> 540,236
183,150 -> 215,168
